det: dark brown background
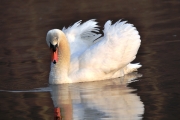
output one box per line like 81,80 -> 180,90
0,0 -> 180,119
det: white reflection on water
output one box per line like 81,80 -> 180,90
0,72 -> 144,119
50,72 -> 144,120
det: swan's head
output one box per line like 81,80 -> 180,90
46,29 -> 61,64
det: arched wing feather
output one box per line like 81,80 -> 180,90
79,20 -> 141,74
62,19 -> 102,57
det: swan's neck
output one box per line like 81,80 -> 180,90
49,31 -> 71,84
57,32 -> 70,76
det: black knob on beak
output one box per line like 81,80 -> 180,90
50,43 -> 58,52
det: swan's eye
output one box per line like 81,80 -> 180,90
50,43 -> 58,52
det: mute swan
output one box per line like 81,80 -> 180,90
46,19 -> 141,84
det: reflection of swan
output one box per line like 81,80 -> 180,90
50,72 -> 144,120
46,19 -> 141,84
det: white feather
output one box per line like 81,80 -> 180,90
70,20 -> 141,82
62,19 -> 101,57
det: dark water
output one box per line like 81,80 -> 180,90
0,0 -> 180,120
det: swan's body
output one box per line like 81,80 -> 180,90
46,19 -> 141,84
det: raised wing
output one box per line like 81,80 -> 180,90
79,20 -> 141,74
62,19 -> 101,57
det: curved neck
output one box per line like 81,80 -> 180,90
58,31 -> 70,73
49,31 -> 70,84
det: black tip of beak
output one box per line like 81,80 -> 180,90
53,60 -> 56,64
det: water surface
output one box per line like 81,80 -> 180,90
0,0 -> 180,120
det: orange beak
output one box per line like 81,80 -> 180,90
51,49 -> 58,64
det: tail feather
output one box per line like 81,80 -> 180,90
123,63 -> 142,75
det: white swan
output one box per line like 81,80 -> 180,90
46,19 -> 141,84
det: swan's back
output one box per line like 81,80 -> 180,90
73,20 -> 141,82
